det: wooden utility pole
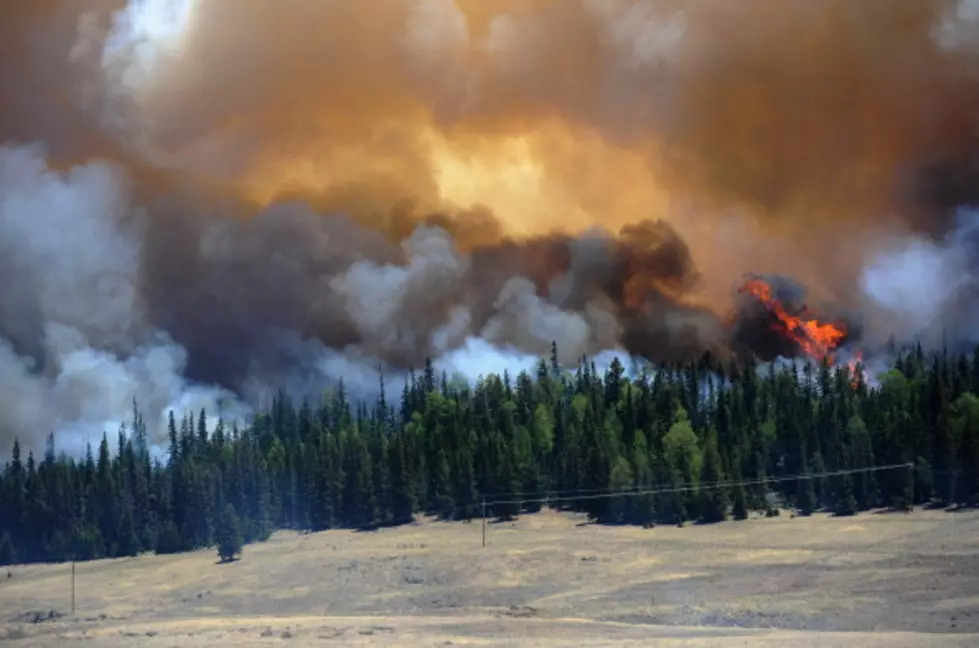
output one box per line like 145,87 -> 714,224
481,497 -> 487,548
908,462 -> 915,513
71,561 -> 76,615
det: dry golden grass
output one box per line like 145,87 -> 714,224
3,508 -> 979,646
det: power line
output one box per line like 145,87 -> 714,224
483,462 -> 913,508
473,460 -> 927,501
283,462 -> 914,535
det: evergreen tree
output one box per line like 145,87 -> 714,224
0,532 -> 16,566
796,473 -> 817,516
731,482 -> 749,521
71,524 -> 106,562
116,506 -> 141,557
699,434 -> 728,523
607,456 -> 633,523
155,521 -> 183,555
833,473 -> 858,517
729,452 -> 749,521
388,432 -> 415,524
216,504 -> 243,563
4,343 -> 979,566
663,407 -> 700,523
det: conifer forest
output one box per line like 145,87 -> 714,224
2,343 -> 979,567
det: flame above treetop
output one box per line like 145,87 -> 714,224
738,277 -> 848,362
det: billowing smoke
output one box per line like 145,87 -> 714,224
861,208 -> 979,349
3,0 -> 979,453
0,141 -> 712,452
0,144 -> 246,454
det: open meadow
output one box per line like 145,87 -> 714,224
3,508 -> 979,647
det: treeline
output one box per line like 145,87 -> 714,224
2,343 -> 979,566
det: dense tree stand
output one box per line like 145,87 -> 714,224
1,343 -> 978,566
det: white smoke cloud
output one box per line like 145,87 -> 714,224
480,277 -> 594,362
0,340 -> 55,444
0,144 -> 247,455
0,144 -> 141,349
331,226 -> 472,358
0,141 -> 637,456
584,0 -> 689,69
933,0 -> 979,53
860,209 -> 979,340
440,336 -> 541,384
102,0 -> 198,92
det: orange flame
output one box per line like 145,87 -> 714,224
845,351 -> 866,389
739,278 -> 847,362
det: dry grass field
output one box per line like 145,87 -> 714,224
3,508 -> 979,646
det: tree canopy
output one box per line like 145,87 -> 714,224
1,343 -> 977,566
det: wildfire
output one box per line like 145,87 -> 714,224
738,277 -> 847,362
846,351 -> 866,389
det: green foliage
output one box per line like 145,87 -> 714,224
663,408 -> 701,477
699,435 -> 728,523
833,473 -> 858,517
731,486 -> 748,521
115,507 -> 141,557
796,472 -> 817,516
216,504 -> 243,563
606,456 -> 634,523
155,521 -> 183,555
2,343 -> 979,566
71,525 -> 106,562
663,407 -> 700,523
729,450 -> 748,521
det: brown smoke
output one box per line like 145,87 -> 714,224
6,3 -> 978,240
46,1 -> 976,298
3,0 -> 979,452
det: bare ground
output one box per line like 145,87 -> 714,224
2,508 -> 979,646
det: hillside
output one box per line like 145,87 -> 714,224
3,508 -> 979,647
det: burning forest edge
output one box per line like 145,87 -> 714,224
5,0 -> 979,459
2,338 -> 979,568
4,0 -> 979,571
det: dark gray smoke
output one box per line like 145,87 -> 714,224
4,0 -> 979,455
0,142 -> 722,454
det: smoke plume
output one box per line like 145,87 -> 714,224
3,0 -> 979,453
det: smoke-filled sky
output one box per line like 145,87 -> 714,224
2,0 -> 979,454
